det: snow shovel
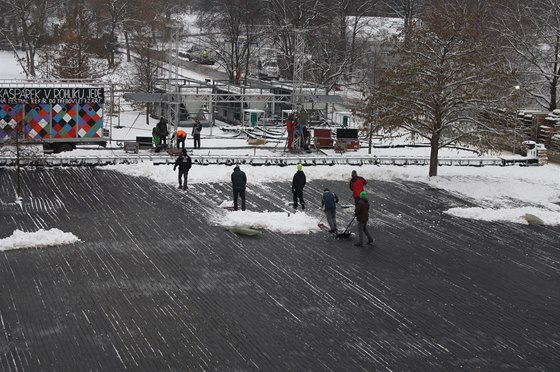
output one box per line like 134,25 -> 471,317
336,216 -> 355,239
317,212 -> 332,231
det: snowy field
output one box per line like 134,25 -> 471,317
1,50 -> 559,251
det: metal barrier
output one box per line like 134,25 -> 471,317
0,154 -> 535,167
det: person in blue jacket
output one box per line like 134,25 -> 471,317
321,188 -> 339,233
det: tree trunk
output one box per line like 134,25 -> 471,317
551,34 -> 560,111
368,122 -> 373,155
146,103 -> 150,124
429,134 -> 440,177
550,77 -> 557,112
125,31 -> 131,62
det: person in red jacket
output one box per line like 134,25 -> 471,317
349,170 -> 367,205
286,114 -> 295,150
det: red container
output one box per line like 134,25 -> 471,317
313,128 -> 333,148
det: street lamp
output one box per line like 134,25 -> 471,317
513,85 -> 521,154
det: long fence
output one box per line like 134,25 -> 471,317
0,153 -> 536,167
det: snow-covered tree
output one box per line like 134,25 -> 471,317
366,0 -> 521,177
305,0 -> 379,91
494,0 -> 560,111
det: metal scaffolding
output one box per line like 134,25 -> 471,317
166,25 -> 182,133
292,29 -> 306,109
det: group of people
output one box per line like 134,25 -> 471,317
309,168 -> 372,246
228,164 -> 374,246
152,118 -> 169,152
172,155 -> 373,245
152,118 -> 203,152
285,113 -> 310,151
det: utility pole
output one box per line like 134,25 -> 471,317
166,25 -> 182,143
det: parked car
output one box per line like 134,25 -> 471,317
178,47 -> 215,65
178,49 -> 191,59
259,60 -> 279,80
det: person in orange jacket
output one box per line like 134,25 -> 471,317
176,129 -> 187,149
349,170 -> 367,205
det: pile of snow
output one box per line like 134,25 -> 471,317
0,51 -> 25,79
446,207 -> 559,225
217,210 -> 320,235
0,229 -> 81,251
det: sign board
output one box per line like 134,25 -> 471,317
0,87 -> 105,141
0,87 -> 104,104
337,128 -> 358,139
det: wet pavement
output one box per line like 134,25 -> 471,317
0,167 -> 559,371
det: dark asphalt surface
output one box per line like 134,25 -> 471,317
0,167 -> 559,371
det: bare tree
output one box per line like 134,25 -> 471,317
385,0 -> 426,31
262,0 -> 326,79
304,0 -> 376,90
87,0 -> 142,67
366,0 -> 521,176
129,27 -> 163,122
47,4 -> 96,79
494,0 -> 560,111
0,0 -> 58,77
197,0 -> 262,83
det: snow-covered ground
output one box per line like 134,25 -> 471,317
1,51 -> 559,251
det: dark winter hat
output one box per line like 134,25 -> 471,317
182,148 -> 187,155
323,188 -> 329,191
360,191 -> 367,199
234,165 -> 240,170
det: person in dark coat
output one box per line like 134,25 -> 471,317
354,191 -> 373,246
173,148 -> 192,190
192,120 -> 202,149
349,170 -> 367,205
231,165 -> 247,211
156,117 -> 169,147
292,163 -> 306,210
321,188 -> 339,233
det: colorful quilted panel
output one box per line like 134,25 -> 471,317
25,104 -> 51,139
52,103 -> 77,138
0,104 -> 23,140
78,103 -> 103,138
